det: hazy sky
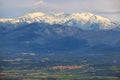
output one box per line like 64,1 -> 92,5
0,0 -> 120,21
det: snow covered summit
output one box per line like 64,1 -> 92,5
0,12 -> 118,30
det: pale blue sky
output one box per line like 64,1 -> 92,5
0,0 -> 120,21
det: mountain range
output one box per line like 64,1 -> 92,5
0,12 -> 120,54
0,12 -> 119,31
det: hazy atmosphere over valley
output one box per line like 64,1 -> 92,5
0,0 -> 120,80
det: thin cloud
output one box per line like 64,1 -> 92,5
0,0 -> 119,21
33,0 -> 45,6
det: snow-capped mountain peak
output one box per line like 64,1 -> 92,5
0,12 -> 118,30
21,12 -> 45,18
0,18 -> 13,22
